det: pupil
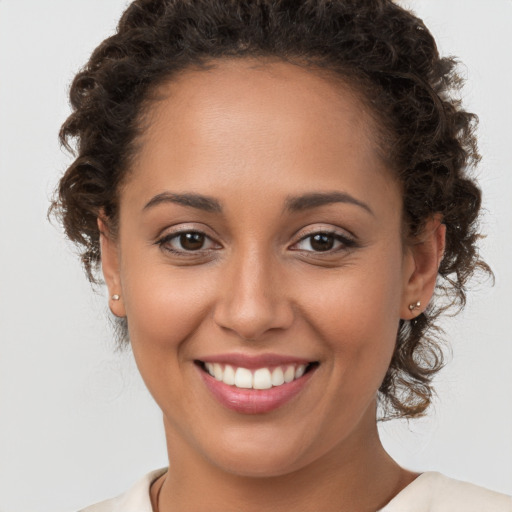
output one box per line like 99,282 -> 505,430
180,232 -> 205,250
311,233 -> 334,251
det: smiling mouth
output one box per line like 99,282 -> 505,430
196,361 -> 319,390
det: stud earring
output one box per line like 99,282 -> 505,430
408,301 -> 421,311
111,294 -> 121,301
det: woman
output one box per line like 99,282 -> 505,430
50,0 -> 512,510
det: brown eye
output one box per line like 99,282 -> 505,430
157,230 -> 219,255
292,230 -> 357,253
310,233 -> 335,251
179,232 -> 205,250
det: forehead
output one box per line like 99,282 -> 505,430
145,60 -> 373,141
123,58 -> 397,209
137,60 -> 378,154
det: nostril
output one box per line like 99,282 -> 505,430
213,302 -> 295,342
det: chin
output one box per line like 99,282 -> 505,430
196,424 -> 319,478
210,449 -> 306,478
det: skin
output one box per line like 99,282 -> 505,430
100,59 -> 445,511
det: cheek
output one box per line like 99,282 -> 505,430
120,253 -> 215,352
119,256 -> 219,415
297,250 -> 404,389
303,260 -> 403,343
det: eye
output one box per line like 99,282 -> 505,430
157,230 -> 219,254
292,231 -> 356,253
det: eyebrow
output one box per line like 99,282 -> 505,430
143,190 -> 373,216
284,191 -> 374,216
143,192 -> 222,213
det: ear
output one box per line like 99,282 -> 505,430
400,216 -> 446,320
98,216 -> 126,318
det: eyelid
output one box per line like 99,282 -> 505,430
289,227 -> 358,252
155,226 -> 222,255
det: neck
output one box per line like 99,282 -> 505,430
155,411 -> 417,512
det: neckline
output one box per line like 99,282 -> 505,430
145,469 -> 441,512
378,472 -> 442,511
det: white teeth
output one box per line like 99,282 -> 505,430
205,362 -> 215,377
223,364 -> 236,385
235,367 -> 253,388
205,362 -> 313,389
253,368 -> 272,390
295,364 -> 306,379
284,365 -> 295,383
271,367 -> 285,386
213,363 -> 223,380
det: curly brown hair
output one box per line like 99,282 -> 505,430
51,0 -> 491,419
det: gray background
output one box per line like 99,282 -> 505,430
0,1 -> 511,510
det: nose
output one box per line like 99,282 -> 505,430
213,247 -> 294,341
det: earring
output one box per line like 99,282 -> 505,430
111,294 -> 121,301
408,301 -> 421,311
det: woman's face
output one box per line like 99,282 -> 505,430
103,59 -> 420,476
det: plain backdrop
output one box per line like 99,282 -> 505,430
0,1 -> 511,511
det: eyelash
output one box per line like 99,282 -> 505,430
155,229 -> 358,256
155,230 -> 219,256
292,230 -> 358,253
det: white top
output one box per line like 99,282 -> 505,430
78,469 -> 512,512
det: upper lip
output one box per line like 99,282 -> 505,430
196,353 -> 316,369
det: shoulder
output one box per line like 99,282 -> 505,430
77,468 -> 167,512
381,472 -> 512,512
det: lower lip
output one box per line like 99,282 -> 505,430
198,365 -> 317,414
